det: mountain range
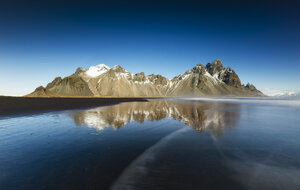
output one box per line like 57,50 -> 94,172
27,59 -> 263,97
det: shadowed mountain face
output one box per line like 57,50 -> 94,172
27,60 -> 263,97
70,100 -> 241,137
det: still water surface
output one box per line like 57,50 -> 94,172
1,99 -> 300,190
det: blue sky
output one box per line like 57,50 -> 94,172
0,0 -> 299,96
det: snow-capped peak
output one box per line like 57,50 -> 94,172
85,64 -> 110,78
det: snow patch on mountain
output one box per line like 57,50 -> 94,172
134,79 -> 151,85
205,71 -> 219,84
85,64 -> 110,78
114,72 -> 131,80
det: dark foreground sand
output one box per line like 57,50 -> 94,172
0,96 -> 149,117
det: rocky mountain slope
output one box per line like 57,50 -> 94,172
27,59 -> 263,97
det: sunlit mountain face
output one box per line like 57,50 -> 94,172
70,100 -> 241,137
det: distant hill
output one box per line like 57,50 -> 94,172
260,88 -> 300,97
27,59 -> 263,97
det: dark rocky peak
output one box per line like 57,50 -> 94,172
147,74 -> 157,81
225,67 -> 233,72
245,83 -> 257,91
35,86 -> 46,91
133,72 -> 147,82
30,86 -> 49,97
148,74 -> 165,79
148,74 -> 169,86
75,67 -> 86,75
191,64 -> 206,74
53,77 -> 62,82
46,77 -> 62,89
222,68 -> 242,88
213,59 -> 223,65
135,72 -> 145,76
206,59 -> 225,76
148,74 -> 156,78
111,65 -> 126,73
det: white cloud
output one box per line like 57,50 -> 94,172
259,88 -> 300,97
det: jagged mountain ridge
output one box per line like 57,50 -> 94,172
27,59 -> 263,97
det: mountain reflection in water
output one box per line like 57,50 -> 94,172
71,100 -> 241,137
1,99 -> 300,190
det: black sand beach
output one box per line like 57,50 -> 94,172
0,96 -> 148,117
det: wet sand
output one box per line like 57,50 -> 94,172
0,96 -> 149,117
1,99 -> 300,190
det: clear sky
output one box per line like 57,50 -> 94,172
0,0 -> 299,96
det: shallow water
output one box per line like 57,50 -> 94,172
1,99 -> 300,190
